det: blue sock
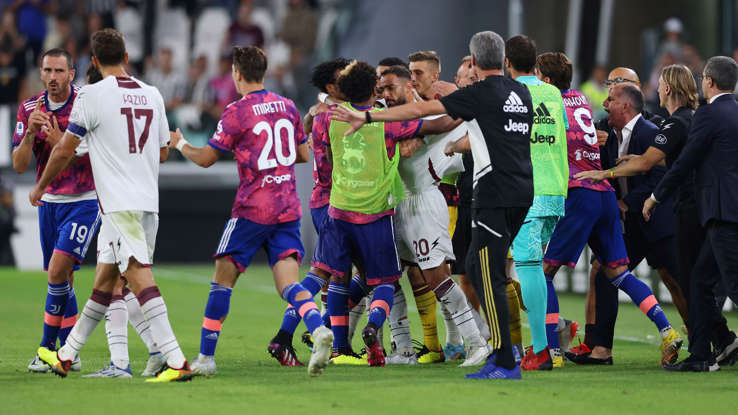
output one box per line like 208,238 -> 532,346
349,273 -> 369,305
58,287 -> 78,346
367,283 -> 394,327
611,270 -> 670,331
278,272 -> 326,335
200,282 -> 232,356
516,262 -> 548,353
282,282 -> 323,334
544,274 -> 560,350
327,282 -> 349,350
41,281 -> 70,349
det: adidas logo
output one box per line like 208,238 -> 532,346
206,332 -> 219,340
533,103 -> 556,125
503,91 -> 528,113
73,247 -> 81,255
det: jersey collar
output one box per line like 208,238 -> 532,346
44,85 -> 75,113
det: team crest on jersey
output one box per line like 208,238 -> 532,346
654,134 -> 667,145
341,133 -> 367,175
16,122 -> 23,135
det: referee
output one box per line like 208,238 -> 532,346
331,30 -> 534,380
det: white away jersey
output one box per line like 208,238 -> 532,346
67,76 -> 169,213
397,114 -> 466,195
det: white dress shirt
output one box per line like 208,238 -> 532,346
616,113 -> 642,196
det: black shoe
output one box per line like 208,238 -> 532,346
567,352 -> 613,365
714,334 -> 738,366
664,355 -> 720,372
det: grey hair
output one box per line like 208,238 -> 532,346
616,83 -> 644,114
704,56 -> 738,92
469,31 -> 504,70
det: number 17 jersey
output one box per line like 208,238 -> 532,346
208,90 -> 307,225
68,76 -> 170,213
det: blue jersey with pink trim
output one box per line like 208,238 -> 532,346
208,90 -> 307,225
310,111 -> 333,209
562,89 -> 613,192
13,88 -> 95,195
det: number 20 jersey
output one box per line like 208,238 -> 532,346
561,89 -> 613,192
208,90 -> 307,225
67,76 -> 170,213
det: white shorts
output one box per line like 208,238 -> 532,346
97,211 -> 158,273
395,187 -> 455,270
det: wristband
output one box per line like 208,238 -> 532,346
175,138 -> 188,151
609,168 -> 615,178
365,111 -> 373,124
650,194 -> 659,203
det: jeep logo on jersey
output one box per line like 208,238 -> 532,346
533,103 -> 556,125
503,91 -> 528,113
504,119 -> 530,135
531,132 -> 555,145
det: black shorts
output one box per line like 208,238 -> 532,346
451,204 -> 472,274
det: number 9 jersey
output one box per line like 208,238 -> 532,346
67,76 -> 170,213
562,89 -> 613,192
208,90 -> 308,225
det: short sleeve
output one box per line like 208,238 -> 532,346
67,88 -> 95,139
156,90 -> 170,147
440,86 -> 478,121
651,119 -> 686,157
208,105 -> 239,153
313,112 -> 331,148
12,104 -> 28,146
385,119 -> 423,142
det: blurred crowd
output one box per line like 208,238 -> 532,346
1,0 -> 332,148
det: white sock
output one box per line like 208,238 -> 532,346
105,298 -> 129,368
471,307 -> 490,341
59,297 -> 108,361
348,295 -> 368,342
125,291 -> 157,354
389,287 -> 413,353
441,301 -> 463,346
139,292 -> 185,369
436,280 -> 485,347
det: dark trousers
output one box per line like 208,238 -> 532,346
688,220 -> 738,360
590,219 -> 679,349
466,206 -> 528,369
676,210 -> 733,350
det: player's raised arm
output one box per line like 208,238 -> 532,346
13,99 -> 49,174
169,128 -> 220,167
29,131 -> 81,206
331,99 -> 446,136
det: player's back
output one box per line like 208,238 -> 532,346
208,90 -> 306,224
68,76 -> 169,213
562,89 -> 612,192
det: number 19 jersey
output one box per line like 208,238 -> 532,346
208,90 -> 307,225
67,76 -> 170,213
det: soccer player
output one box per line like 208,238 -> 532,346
504,36 -> 569,370
317,60 -> 457,366
379,65 -> 492,367
171,46 -> 333,377
334,31 -> 535,380
267,57 -> 350,367
31,28 -> 191,382
407,50 -> 464,362
12,48 -> 97,374
536,56 -> 683,368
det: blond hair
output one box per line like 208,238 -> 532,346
660,64 -> 699,109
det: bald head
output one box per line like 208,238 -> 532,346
607,67 -> 641,87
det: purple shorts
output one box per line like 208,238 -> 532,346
544,188 -> 629,269
214,218 -> 304,271
317,215 -> 402,285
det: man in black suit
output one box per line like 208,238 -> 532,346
645,56 -> 738,372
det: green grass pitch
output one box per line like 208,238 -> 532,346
1,264 -> 736,414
